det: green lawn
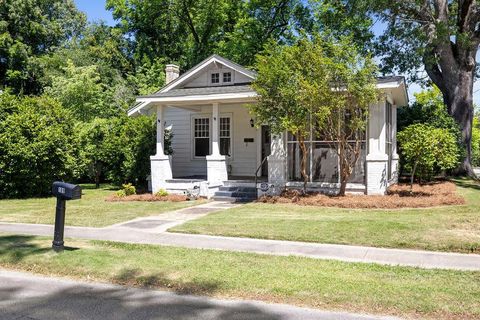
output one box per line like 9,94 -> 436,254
170,179 -> 480,253
0,234 -> 478,319
0,184 -> 204,227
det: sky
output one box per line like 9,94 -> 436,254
74,0 -> 479,104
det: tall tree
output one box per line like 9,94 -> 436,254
106,0 -> 311,68
0,0 -> 86,93
364,0 -> 479,175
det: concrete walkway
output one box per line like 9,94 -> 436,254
0,269 -> 399,320
0,221 -> 479,271
108,201 -> 239,233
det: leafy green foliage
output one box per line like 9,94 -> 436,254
0,95 -> 78,198
117,183 -> 136,197
155,189 -> 169,197
106,0 -> 311,68
102,116 -> 156,186
398,87 -> 460,136
76,118 -> 112,188
0,0 -> 86,94
44,60 -> 106,122
472,117 -> 480,167
251,35 -> 378,194
397,124 -> 459,186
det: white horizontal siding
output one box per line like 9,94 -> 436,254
183,64 -> 252,88
164,104 -> 258,178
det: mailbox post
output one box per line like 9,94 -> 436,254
52,182 -> 82,252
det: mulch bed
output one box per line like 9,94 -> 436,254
258,181 -> 465,209
106,194 -> 193,202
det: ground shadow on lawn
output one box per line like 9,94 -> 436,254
0,235 -> 50,263
453,178 -> 480,191
0,282 -> 284,320
113,268 -> 222,296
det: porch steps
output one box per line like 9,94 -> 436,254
213,186 -> 257,203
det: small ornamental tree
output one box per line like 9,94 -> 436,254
397,124 -> 459,189
304,36 -> 378,196
251,41 -> 313,192
251,36 -> 378,195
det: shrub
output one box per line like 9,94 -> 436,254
155,189 -> 168,197
103,115 -> 156,187
472,117 -> 480,167
116,190 -> 127,198
121,183 -> 136,196
397,124 -> 459,188
0,95 -> 78,198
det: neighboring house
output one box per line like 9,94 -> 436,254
128,54 -> 408,200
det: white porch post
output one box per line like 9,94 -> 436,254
211,102 -> 220,156
206,102 -> 228,187
150,105 -> 172,193
366,101 -> 388,195
391,104 -> 400,183
267,132 -> 287,196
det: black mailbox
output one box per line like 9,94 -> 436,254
52,182 -> 82,200
52,181 -> 82,252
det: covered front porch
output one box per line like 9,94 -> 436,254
133,90 -> 268,197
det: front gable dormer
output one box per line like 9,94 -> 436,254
157,55 -> 256,93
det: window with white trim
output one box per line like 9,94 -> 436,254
211,73 -> 220,84
194,117 -> 210,157
219,117 -> 231,156
223,72 -> 232,83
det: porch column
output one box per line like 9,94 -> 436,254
366,101 -> 388,195
391,104 -> 400,183
206,102 -> 228,186
211,102 -> 220,156
150,105 -> 172,193
267,132 -> 287,196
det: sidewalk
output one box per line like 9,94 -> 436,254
0,269 -> 399,320
0,220 -> 479,271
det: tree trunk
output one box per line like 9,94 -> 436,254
424,48 -> 477,177
298,134 -> 309,194
445,72 -> 475,176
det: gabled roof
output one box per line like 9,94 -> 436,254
157,54 -> 257,94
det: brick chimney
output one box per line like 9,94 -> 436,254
165,64 -> 180,84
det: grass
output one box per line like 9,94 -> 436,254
0,184 -> 204,227
170,179 -> 480,253
0,234 -> 479,319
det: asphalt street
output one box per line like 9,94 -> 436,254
0,269 -> 399,320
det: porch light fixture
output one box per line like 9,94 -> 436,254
250,118 -> 254,127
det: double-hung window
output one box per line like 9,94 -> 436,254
219,117 -> 231,156
194,118 -> 210,157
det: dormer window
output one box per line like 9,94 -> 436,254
209,69 -> 234,85
211,73 -> 220,84
223,72 -> 232,83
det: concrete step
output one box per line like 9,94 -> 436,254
212,195 -> 256,203
214,191 -> 257,198
218,186 -> 257,193
222,181 -> 256,188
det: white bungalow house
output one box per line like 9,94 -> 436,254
128,54 -> 408,200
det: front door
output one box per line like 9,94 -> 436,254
261,125 -> 271,177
